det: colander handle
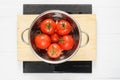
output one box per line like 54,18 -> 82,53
21,28 -> 30,45
80,31 -> 89,48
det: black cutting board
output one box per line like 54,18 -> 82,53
23,4 -> 92,14
23,4 -> 92,73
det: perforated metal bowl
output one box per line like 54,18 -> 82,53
21,10 -> 89,64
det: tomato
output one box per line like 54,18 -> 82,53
47,43 -> 62,59
51,33 -> 59,42
56,20 -> 71,35
34,34 -> 51,49
58,35 -> 74,50
40,19 -> 56,35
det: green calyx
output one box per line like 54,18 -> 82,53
61,23 -> 66,29
46,23 -> 51,30
51,46 -> 56,55
59,38 -> 64,44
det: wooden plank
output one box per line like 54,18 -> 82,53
17,14 -> 96,61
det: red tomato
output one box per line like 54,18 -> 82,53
58,35 -> 74,50
51,33 -> 59,42
47,43 -> 62,59
34,34 -> 51,49
40,19 -> 56,35
56,20 -> 71,35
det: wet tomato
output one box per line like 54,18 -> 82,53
51,33 -> 59,42
40,19 -> 56,35
47,43 -> 62,59
56,20 -> 71,35
34,34 -> 51,49
58,35 -> 74,50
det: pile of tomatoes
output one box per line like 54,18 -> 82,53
34,19 -> 75,59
